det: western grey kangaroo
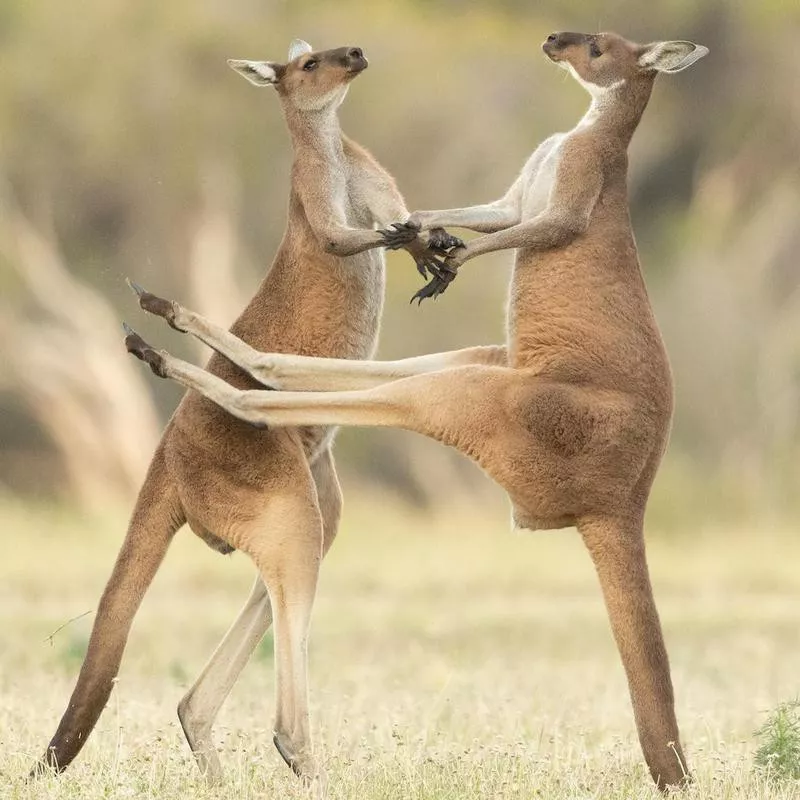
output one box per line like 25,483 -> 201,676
33,38 -> 459,787
124,32 -> 708,790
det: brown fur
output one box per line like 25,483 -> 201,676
34,41 -> 449,786
130,32 -> 707,792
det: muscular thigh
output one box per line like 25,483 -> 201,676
504,381 -> 656,527
164,409 -> 319,553
310,448 -> 343,554
394,367 -> 652,527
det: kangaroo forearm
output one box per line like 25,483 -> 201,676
464,213 -> 584,261
320,226 -> 386,257
413,205 -> 519,234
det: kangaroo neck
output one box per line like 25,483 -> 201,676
574,77 -> 653,148
285,105 -> 345,165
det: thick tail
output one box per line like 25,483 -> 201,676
578,514 -> 689,790
33,445 -> 184,774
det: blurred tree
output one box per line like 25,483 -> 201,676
0,0 -> 798,521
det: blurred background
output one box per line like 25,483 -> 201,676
0,0 -> 799,529
3,4 -> 800,796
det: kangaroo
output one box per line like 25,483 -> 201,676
32,39 -> 460,786
124,32 -> 708,791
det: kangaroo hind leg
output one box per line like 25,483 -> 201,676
177,449 -> 342,783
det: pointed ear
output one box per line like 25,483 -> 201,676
638,41 -> 709,73
288,39 -> 313,61
227,59 -> 281,87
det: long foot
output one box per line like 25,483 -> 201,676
273,732 -> 327,796
126,279 -> 186,332
428,227 -> 464,254
123,323 -> 168,378
378,221 -> 420,250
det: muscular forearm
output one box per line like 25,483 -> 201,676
320,226 -> 386,257
461,212 -> 586,263
411,205 -> 519,234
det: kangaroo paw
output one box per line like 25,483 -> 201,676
428,227 -> 464,254
410,266 -> 457,304
378,221 -> 420,250
411,252 -> 450,280
123,323 -> 168,378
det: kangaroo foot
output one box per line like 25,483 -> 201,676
126,279 -> 186,332
273,732 -> 326,793
123,323 -> 168,377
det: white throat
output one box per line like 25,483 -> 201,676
561,63 -> 625,126
296,84 -> 350,113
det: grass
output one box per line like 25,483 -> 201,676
1,494 -> 800,798
754,700 -> 800,782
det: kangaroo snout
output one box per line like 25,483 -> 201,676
542,31 -> 587,59
346,47 -> 368,72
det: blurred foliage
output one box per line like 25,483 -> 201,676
0,1 -> 799,525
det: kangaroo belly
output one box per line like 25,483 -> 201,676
186,517 -> 236,554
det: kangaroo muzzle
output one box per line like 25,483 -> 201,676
542,31 -> 588,60
345,47 -> 368,73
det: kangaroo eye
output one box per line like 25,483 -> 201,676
302,59 -> 318,71
590,42 -> 603,58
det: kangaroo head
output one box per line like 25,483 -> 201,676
542,31 -> 708,97
228,40 -> 368,111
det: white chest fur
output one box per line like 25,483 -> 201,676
520,135 -> 564,220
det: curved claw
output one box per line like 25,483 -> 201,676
410,276 -> 446,304
378,221 -> 420,250
123,323 -> 168,378
127,279 -> 146,298
125,278 -> 185,332
428,228 -> 465,254
409,264 -> 458,305
413,253 -> 447,280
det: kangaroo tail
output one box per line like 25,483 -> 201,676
33,445 -> 184,774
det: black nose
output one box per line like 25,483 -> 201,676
348,47 -> 363,60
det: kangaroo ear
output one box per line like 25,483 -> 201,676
638,41 -> 709,73
227,59 -> 282,87
288,39 -> 313,61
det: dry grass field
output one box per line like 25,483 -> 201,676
2,496 -> 799,799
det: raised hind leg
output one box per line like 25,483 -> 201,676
124,327 -> 517,444
578,515 -> 688,790
177,449 -> 342,782
127,285 -> 505,391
